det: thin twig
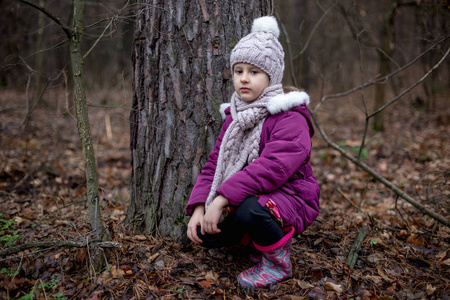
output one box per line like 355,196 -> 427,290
83,0 -> 132,60
40,278 -> 48,300
298,2 -> 336,56
336,188 -> 376,226
143,273 -> 160,299
276,13 -> 298,87
395,195 -> 410,229
24,40 -> 68,60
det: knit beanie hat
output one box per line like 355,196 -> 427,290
230,16 -> 285,85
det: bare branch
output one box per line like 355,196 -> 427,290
298,2 -> 336,56
276,13 -> 298,87
83,0 -> 132,60
368,46 -> 450,118
24,40 -> 69,60
17,0 -> 72,38
313,35 -> 450,113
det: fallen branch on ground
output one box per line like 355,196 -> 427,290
345,225 -> 369,269
0,240 -> 122,257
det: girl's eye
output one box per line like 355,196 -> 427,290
251,70 -> 258,74
235,70 -> 242,74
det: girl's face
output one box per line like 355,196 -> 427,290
233,63 -> 270,102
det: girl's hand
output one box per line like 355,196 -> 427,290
202,195 -> 229,234
187,204 -> 205,244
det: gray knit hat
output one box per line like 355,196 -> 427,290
230,16 -> 285,85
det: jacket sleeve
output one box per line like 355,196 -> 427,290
216,111 -> 311,206
185,117 -> 231,215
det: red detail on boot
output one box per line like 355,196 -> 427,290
254,226 -> 294,252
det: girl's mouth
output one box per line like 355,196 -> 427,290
240,88 -> 250,92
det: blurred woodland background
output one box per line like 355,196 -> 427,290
0,0 -> 449,299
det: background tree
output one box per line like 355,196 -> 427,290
12,0 -> 132,270
126,0 -> 273,239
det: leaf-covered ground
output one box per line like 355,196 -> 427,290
0,88 -> 449,299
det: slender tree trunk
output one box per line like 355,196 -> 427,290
35,0 -> 46,91
127,0 -> 272,240
373,2 -> 397,132
18,0 -> 118,271
70,0 -> 108,252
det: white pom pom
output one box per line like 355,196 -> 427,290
251,16 -> 280,38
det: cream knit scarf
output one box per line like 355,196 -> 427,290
204,84 -> 284,214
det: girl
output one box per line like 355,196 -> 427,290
186,16 -> 320,289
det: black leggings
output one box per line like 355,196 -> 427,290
197,196 -> 284,248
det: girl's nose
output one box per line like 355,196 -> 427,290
240,72 -> 249,82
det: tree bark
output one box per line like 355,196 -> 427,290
127,0 -> 272,240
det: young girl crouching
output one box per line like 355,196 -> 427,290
186,16 -> 320,290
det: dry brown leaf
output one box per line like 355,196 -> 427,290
376,265 -> 392,281
426,283 -> 437,295
147,252 -> 160,263
204,270 -> 219,283
13,216 -> 26,226
324,282 -> 343,293
100,269 -> 112,284
86,294 -> 99,300
179,276 -> 196,285
282,295 -> 306,300
363,275 -> 382,285
212,289 -> 224,295
406,233 -> 425,247
367,253 -> 384,263
120,265 -> 133,276
109,265 -> 119,278
199,279 -> 211,289
297,280 -> 313,289
135,234 -> 147,241
436,251 -> 447,260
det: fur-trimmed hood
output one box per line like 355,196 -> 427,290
220,91 -> 314,138
220,91 -> 310,119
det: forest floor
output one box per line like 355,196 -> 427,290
0,87 -> 449,300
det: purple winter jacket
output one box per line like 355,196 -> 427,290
186,91 -> 320,236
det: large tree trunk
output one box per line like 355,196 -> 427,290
127,0 -> 272,240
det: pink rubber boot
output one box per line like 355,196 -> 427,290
238,227 -> 294,289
